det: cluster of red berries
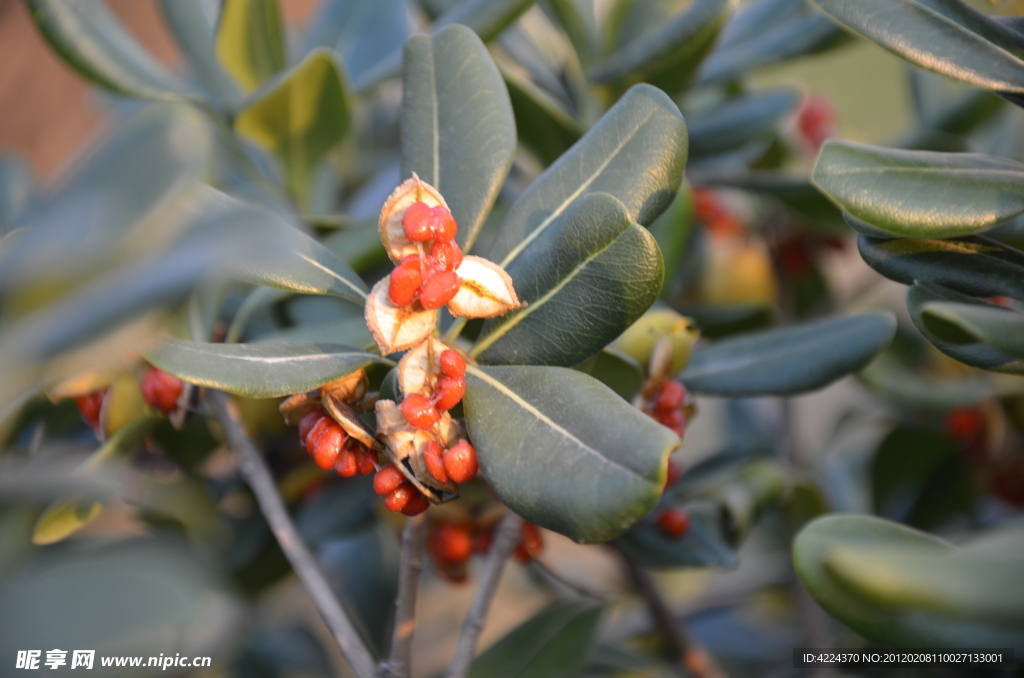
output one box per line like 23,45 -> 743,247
298,407 -> 378,476
372,465 -> 431,516
648,380 -> 687,437
693,188 -> 741,239
399,349 -> 468,429
427,519 -> 544,583
796,94 -> 837,152
75,367 -> 184,429
388,203 -> 464,310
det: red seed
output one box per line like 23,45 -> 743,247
439,349 -> 466,378
654,381 -> 686,414
401,491 -> 431,516
514,522 -> 543,564
140,367 -> 184,415
423,441 -> 449,484
430,206 -> 457,243
401,394 -> 441,429
946,408 -> 986,444
299,409 -> 326,441
389,261 -> 423,306
310,420 -> 346,470
443,440 -> 478,484
384,482 -> 417,512
335,448 -> 358,477
433,376 -> 466,412
660,410 -> 686,437
663,460 -> 682,491
419,270 -> 461,310
402,202 -> 433,242
657,509 -> 691,538
357,447 -> 377,475
374,465 -> 405,495
75,390 -> 106,429
429,240 -> 463,272
429,523 -> 473,565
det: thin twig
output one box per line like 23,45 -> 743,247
444,512 -> 523,678
208,391 -> 377,678
380,515 -> 428,678
620,551 -> 727,678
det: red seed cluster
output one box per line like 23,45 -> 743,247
400,350 -> 468,432
797,94 -> 836,152
657,508 -> 691,538
75,390 -> 106,430
649,380 -> 687,437
299,408 -> 378,477
428,519 -> 544,582
372,464 -> 430,516
388,203 -> 464,309
694,188 -> 741,239
140,367 -> 184,415
513,522 -> 544,564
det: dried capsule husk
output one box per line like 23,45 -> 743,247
279,392 -> 322,426
365,276 -> 438,355
379,174 -> 449,263
322,392 -> 381,451
320,369 -> 369,404
375,399 -> 459,503
398,337 -> 449,399
447,256 -> 522,319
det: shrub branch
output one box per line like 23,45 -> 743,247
381,515 -> 428,678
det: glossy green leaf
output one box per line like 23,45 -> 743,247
688,89 -> 800,158
794,514 -> 1024,650
670,302 -> 774,339
401,25 -> 516,250
546,0 -> 599,67
576,348 -> 646,401
0,105 -> 212,289
490,84 -> 688,268
145,340 -> 391,398
235,49 -> 351,207
255,318 -> 374,350
215,0 -> 286,93
906,282 -> 1024,374
472,194 -> 663,367
590,0 -> 730,96
808,0 -> 1024,95
25,0 -> 200,101
468,600 -> 603,678
158,0 -> 242,110
697,0 -> 846,84
498,57 -> 583,167
681,312 -> 896,396
300,0 -> 410,86
434,0 -> 539,43
921,300 -> 1024,359
813,141 -> 1024,238
859,234 -> 1024,299
463,365 -> 680,543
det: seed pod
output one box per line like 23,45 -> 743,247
374,400 -> 460,503
443,441 -> 478,484
397,336 -> 448,400
446,256 -> 521,318
379,175 -> 449,263
365,276 -> 437,355
420,271 -> 461,310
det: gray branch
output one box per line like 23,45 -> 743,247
444,512 -> 523,678
208,390 -> 377,678
380,515 -> 428,678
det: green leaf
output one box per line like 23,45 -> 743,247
463,365 -> 680,543
858,354 -> 997,410
300,0 -> 410,87
468,600 -> 603,678
575,348 -> 645,401
808,0 -> 1024,95
546,0 -> 599,68
255,318 -> 374,350
701,171 -> 845,231
812,141 -> 1024,238
472,194 -> 663,367
681,312 -> 896,396
859,234 -> 1024,299
590,0 -> 730,96
615,500 -> 737,568
670,302 -> 774,339
0,105 -> 212,289
648,182 -> 693,298
158,0 -> 243,110
688,89 -> 800,158
215,0 -> 286,93
434,0 -> 540,43
235,49 -> 351,207
489,84 -> 688,268
793,514 -> 1024,650
32,415 -> 160,545
921,300 -> 1024,359
906,282 -> 1024,374
145,340 -> 391,398
401,25 -> 517,250
24,0 -> 200,101
497,57 -> 583,167
697,0 -> 846,85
